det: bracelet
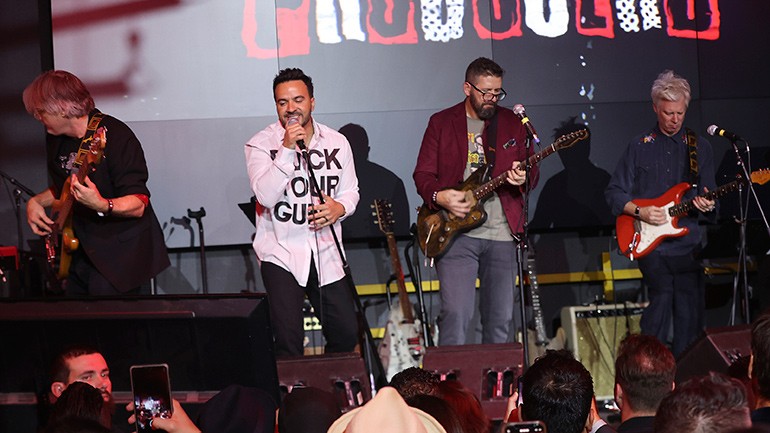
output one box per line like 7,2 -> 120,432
105,199 -> 114,216
432,191 -> 439,204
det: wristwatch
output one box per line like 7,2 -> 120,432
634,206 -> 641,218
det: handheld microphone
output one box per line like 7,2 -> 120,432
287,117 -> 306,150
707,124 -> 743,142
512,104 -> 541,144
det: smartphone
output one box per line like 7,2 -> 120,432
504,421 -> 547,433
130,364 -> 173,433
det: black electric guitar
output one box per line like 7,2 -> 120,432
417,129 -> 589,258
373,199 -> 425,380
45,125 -> 107,287
526,248 -> 565,363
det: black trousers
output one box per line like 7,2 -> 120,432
638,250 -> 705,357
261,259 -> 359,357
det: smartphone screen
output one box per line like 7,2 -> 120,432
504,421 -> 547,433
130,364 -> 173,433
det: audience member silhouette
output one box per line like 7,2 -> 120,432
405,394 -> 464,433
518,349 -> 594,433
655,372 -> 751,433
614,334 -> 675,433
436,380 -> 490,433
389,366 -> 441,399
278,386 -> 341,433
751,310 -> 770,424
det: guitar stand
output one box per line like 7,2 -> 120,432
405,225 -> 434,347
187,207 -> 209,294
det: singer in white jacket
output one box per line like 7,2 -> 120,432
245,68 -> 360,357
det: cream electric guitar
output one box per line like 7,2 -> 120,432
373,199 -> 425,381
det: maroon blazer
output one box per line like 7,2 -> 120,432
413,101 -> 539,234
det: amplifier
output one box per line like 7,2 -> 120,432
561,303 -> 646,400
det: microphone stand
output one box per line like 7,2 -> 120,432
728,138 -> 770,324
0,170 -> 37,296
297,143 -> 387,394
187,207 -> 209,294
515,136 -> 533,370
0,170 -> 36,253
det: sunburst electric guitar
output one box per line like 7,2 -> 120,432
45,126 -> 107,285
417,129 -> 589,259
616,169 -> 770,260
373,199 -> 425,381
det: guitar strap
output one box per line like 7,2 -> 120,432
482,113 -> 498,181
685,127 -> 699,189
72,112 -> 105,174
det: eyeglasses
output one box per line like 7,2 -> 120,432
467,82 -> 507,101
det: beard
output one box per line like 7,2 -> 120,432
470,98 -> 497,120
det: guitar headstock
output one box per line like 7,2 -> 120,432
87,126 -> 107,165
751,168 -> 770,185
372,199 -> 395,235
552,128 -> 589,151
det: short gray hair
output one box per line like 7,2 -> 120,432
651,70 -> 691,107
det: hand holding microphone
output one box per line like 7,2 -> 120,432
513,104 -> 541,145
284,116 -> 307,150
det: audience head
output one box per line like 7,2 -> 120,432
49,346 -> 112,404
655,372 -> 751,433
436,380 -> 489,433
327,386 -> 446,433
405,394 -> 464,433
519,349 -> 593,433
614,334 -> 675,417
46,381 -> 109,429
390,367 -> 441,399
41,417 -> 112,433
278,386 -> 341,433
196,385 -> 277,433
751,309 -> 770,400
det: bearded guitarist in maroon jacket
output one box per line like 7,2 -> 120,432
23,70 -> 169,295
413,57 -> 539,346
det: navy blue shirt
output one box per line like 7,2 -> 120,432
605,124 -> 716,256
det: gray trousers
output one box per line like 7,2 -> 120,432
435,234 -> 521,345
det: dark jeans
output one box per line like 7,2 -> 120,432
638,250 -> 705,356
261,259 -> 359,357
66,251 -> 142,296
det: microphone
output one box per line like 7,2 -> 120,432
287,117 -> 306,150
707,124 -> 743,142
513,104 -> 541,144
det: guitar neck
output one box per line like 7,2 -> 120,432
385,233 -> 415,323
472,142 -> 556,201
53,162 -> 92,229
527,255 -> 548,344
669,180 -> 742,217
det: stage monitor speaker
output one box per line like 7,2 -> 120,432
277,352 -> 370,412
561,303 -> 645,400
422,343 -> 523,420
0,294 -> 279,404
675,325 -> 751,384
